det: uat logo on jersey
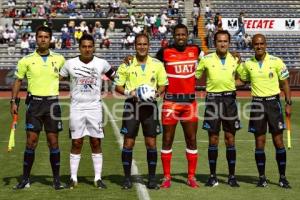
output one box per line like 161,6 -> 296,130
174,64 -> 195,73
188,52 -> 195,57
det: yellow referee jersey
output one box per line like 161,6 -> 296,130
195,52 -> 243,92
115,56 -> 168,91
240,53 -> 289,97
15,50 -> 65,96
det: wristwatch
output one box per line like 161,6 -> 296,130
285,99 -> 292,106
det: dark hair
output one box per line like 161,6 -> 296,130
173,23 -> 188,35
214,30 -> 231,44
134,33 -> 150,45
79,34 -> 95,46
35,25 -> 52,38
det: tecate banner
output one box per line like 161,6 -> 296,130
222,18 -> 300,32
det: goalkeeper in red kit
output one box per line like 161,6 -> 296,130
156,24 -> 202,188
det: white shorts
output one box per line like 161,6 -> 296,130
69,108 -> 104,139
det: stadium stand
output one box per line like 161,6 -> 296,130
0,0 -> 299,89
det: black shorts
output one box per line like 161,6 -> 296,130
120,98 -> 161,138
202,92 -> 241,134
248,95 -> 284,134
26,96 -> 62,133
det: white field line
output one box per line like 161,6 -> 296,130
102,103 -> 151,200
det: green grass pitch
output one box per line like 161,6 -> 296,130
0,98 -> 299,200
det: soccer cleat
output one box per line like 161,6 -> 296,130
187,177 -> 199,188
256,176 -> 268,187
122,177 -> 133,190
279,176 -> 291,189
94,179 -> 107,189
13,179 -> 30,190
160,177 -> 171,188
227,175 -> 240,187
53,179 -> 65,190
205,175 -> 219,187
68,178 -> 78,189
147,177 -> 159,190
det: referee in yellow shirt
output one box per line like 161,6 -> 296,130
115,33 -> 168,190
10,26 -> 65,190
240,34 -> 291,188
196,30 -> 243,187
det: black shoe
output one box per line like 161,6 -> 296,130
94,179 -> 107,189
256,176 -> 268,187
122,177 -> 133,190
68,178 -> 78,189
13,179 -> 30,190
279,176 -> 291,189
53,179 -> 65,190
205,175 -> 219,187
228,175 -> 240,187
147,177 -> 159,190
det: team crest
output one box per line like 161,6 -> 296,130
188,52 -> 195,57
269,72 -> 273,79
54,67 -> 59,73
151,76 -> 156,83
285,19 -> 295,30
278,122 -> 283,129
235,120 -> 240,129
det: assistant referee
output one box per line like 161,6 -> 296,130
11,26 -> 65,190
240,34 -> 291,188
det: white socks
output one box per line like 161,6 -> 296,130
92,153 -> 103,182
70,153 -> 81,182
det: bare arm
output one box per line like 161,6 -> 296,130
280,79 -> 291,116
10,79 -> 22,115
115,85 -> 137,97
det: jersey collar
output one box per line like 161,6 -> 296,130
33,50 -> 54,57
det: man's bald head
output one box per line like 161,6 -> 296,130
252,34 -> 266,44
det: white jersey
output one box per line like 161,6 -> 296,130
60,56 -> 111,110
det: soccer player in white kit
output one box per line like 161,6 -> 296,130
59,34 -> 115,189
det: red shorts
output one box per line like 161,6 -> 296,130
162,100 -> 198,125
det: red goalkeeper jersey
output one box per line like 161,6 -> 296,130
156,45 -> 201,102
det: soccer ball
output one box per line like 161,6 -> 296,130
136,84 -> 156,102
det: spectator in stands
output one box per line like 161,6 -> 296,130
121,35 -> 129,49
38,5 -> 46,18
61,31 -> 71,49
132,24 -> 142,35
192,4 -> 200,18
61,24 -> 69,33
158,24 -> 167,40
161,11 -> 169,27
160,36 -> 169,48
8,27 -> 17,41
192,15 -> 198,38
87,0 -> 95,10
61,0 -> 69,13
76,11 -> 84,19
28,34 -> 36,49
214,12 -> 223,30
43,0 -> 51,14
94,4 -> 103,18
88,24 -> 94,35
8,0 -> 16,8
9,8 -> 17,18
130,14 -> 137,27
20,35 -> 30,55
112,0 -> 120,14
107,21 -> 115,33
31,3 -> 38,18
173,0 -> 179,15
143,14 -> 151,36
74,27 -> 83,44
7,38 -> 16,56
55,38 -> 62,49
235,32 -> 244,49
206,19 -> 215,48
205,5 -> 212,19
243,33 -> 252,49
68,0 -> 77,14
126,32 -> 135,49
3,29 -> 10,43
100,31 -> 110,49
80,21 -> 89,33
93,21 -> 102,40
234,12 -> 245,36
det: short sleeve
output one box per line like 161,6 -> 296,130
115,64 -> 127,86
157,63 -> 168,86
15,58 -> 27,80
239,62 -> 250,81
276,59 -> 289,80
195,58 -> 206,79
59,60 -> 70,77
